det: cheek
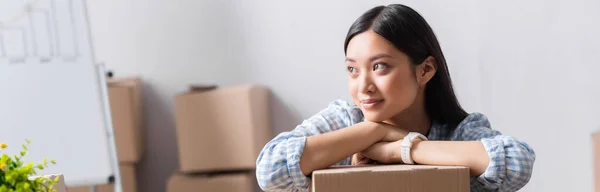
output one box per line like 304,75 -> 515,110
377,71 -> 418,101
348,79 -> 359,100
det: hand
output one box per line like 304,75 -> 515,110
359,140 -> 402,164
351,153 -> 375,165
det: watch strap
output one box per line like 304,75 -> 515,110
400,132 -> 428,164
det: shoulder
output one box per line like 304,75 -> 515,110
449,112 -> 501,140
327,99 -> 360,111
456,112 -> 491,129
321,99 -> 364,124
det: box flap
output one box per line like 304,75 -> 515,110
189,84 -> 218,92
317,164 -> 466,173
107,77 -> 141,87
176,84 -> 262,96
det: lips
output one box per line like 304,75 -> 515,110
359,99 -> 384,109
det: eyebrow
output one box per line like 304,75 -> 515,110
345,53 -> 393,63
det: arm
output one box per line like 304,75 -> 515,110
410,140 -> 489,176
300,121 -> 386,175
404,113 -> 535,191
359,140 -> 489,175
360,113 -> 535,191
256,100 -> 403,191
447,113 -> 536,191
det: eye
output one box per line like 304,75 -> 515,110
373,63 -> 388,71
347,66 -> 358,74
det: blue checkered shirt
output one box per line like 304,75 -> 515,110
256,100 -> 535,192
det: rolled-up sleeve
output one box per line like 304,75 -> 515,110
255,100 -> 361,191
451,113 -> 536,191
478,135 -> 535,191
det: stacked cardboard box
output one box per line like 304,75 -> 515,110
167,84 -> 271,192
594,131 -> 600,192
67,165 -> 137,192
168,172 -> 255,192
68,78 -> 144,192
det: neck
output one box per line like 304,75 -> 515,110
384,92 -> 430,136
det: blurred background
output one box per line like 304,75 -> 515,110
82,0 -> 600,191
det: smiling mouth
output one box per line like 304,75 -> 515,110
360,99 -> 384,109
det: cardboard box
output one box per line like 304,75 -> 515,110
311,165 -> 470,192
108,78 -> 144,163
67,164 -> 137,192
167,172 -> 254,192
594,131 -> 600,192
174,84 -> 272,173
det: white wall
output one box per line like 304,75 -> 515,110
86,0 -> 600,191
475,1 -> 600,191
86,1 -> 251,191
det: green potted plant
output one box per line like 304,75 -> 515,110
0,140 -> 58,192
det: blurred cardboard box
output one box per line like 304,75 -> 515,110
311,165 -> 470,192
167,172 -> 254,192
108,78 -> 144,163
594,131 -> 600,192
67,164 -> 137,192
174,84 -> 272,173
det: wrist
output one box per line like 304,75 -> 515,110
391,140 -> 404,163
365,121 -> 387,142
393,138 -> 424,164
409,138 -> 424,164
399,133 -> 427,164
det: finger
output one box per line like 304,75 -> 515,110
356,159 -> 367,165
353,153 -> 371,165
351,154 -> 359,165
356,158 -> 371,165
352,153 -> 365,165
360,142 -> 393,163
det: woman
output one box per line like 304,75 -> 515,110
256,4 -> 535,192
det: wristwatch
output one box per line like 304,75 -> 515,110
400,132 -> 428,164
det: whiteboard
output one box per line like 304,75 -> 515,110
0,0 -> 115,187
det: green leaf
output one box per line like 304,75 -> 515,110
0,139 -> 58,191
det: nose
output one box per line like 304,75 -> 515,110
357,72 -> 376,94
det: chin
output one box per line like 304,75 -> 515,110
362,111 -> 390,122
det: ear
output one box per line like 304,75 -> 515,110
416,56 -> 437,85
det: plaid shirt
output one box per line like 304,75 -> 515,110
256,100 -> 535,192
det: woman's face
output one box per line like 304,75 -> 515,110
346,30 -> 431,122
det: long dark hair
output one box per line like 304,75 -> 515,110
344,4 -> 468,129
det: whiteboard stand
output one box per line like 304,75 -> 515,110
95,63 -> 123,192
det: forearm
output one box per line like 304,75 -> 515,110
411,140 -> 489,176
300,121 -> 383,175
